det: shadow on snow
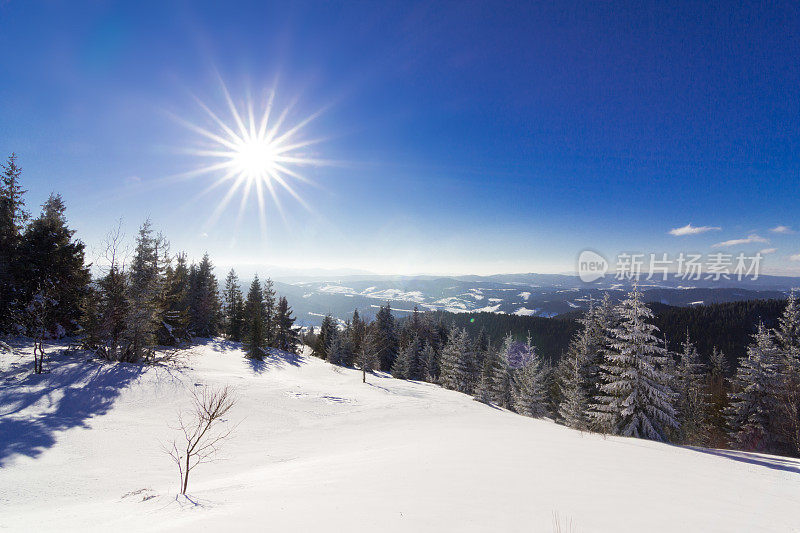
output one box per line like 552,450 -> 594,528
0,350 -> 144,466
684,446 -> 800,475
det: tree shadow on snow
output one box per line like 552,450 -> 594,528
246,348 -> 307,374
0,351 -> 144,466
684,446 -> 800,475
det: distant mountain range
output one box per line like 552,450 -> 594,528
265,272 -> 800,326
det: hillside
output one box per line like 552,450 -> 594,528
1,340 -> 798,532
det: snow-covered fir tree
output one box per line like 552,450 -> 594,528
222,269 -> 245,342
188,253 -> 220,337
475,344 -> 502,403
492,334 -> 517,410
243,276 -> 266,359
262,277 -> 277,347
558,332 -> 590,429
674,332 -> 709,444
393,335 -> 422,380
421,341 -> 439,382
590,287 -> 677,441
512,338 -> 548,418
122,220 -> 165,362
439,328 -> 475,394
727,323 -> 783,452
373,304 -> 399,371
274,296 -> 299,354
314,314 -> 337,359
775,290 -> 800,455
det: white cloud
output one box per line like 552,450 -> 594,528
668,223 -> 721,236
712,234 -> 769,248
760,248 -> 777,255
770,225 -> 795,234
791,253 -> 800,262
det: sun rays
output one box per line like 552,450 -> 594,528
176,79 -> 327,235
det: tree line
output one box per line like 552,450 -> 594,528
310,291 -> 800,458
0,153 -> 300,367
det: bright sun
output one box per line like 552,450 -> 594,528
176,79 -> 327,233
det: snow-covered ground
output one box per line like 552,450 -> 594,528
1,340 -> 799,532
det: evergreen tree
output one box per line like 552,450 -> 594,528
222,269 -> 245,342
475,343 -> 502,403
374,303 -> 399,371
512,338 -> 548,418
674,332 -> 709,444
439,328 -> 476,394
558,335 -> 590,429
0,153 -> 29,332
122,220 -> 163,362
263,278 -> 277,347
727,323 -> 782,452
314,314 -> 337,359
590,287 -> 677,441
188,253 -> 220,337
243,276 -> 266,359
392,335 -> 421,380
356,325 -> 380,383
327,328 -> 352,367
19,193 -> 90,336
161,252 -> 191,344
706,346 -> 729,447
274,296 -> 299,354
348,309 -> 366,357
421,341 -> 439,382
493,334 -> 517,410
775,290 -> 800,455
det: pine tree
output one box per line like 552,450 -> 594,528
348,309 -> 366,357
161,252 -> 191,344
706,346 -> 729,446
727,323 -> 782,452
263,278 -> 277,347
392,335 -> 421,380
0,153 -> 29,332
314,314 -> 336,359
590,287 -> 677,441
356,326 -> 380,383
439,328 -> 476,394
374,303 -> 399,371
775,290 -> 800,455
243,276 -> 266,359
122,220 -> 163,362
188,253 -> 220,337
558,334 -> 590,429
328,329 -> 351,367
274,296 -> 299,354
19,194 -> 90,337
421,341 -> 439,382
512,338 -> 548,418
674,332 -> 709,444
493,334 -> 517,410
222,269 -> 245,342
475,343 -> 502,403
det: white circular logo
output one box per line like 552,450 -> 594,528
578,250 -> 608,282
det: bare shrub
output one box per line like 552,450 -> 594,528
165,385 -> 237,495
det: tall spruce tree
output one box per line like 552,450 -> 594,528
274,296 -> 299,354
374,303 -> 399,371
19,194 -> 90,336
0,154 -> 29,332
243,276 -> 266,359
775,290 -> 800,455
590,287 -> 677,441
726,323 -> 782,452
122,220 -> 163,362
439,328 -> 475,394
263,277 -> 277,347
674,332 -> 709,444
493,334 -> 517,410
222,269 -> 245,342
188,253 -> 220,337
512,338 -> 548,418
314,314 -> 337,359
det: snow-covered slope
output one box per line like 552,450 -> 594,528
1,341 -> 798,532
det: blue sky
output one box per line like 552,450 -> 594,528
1,1 -> 798,275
